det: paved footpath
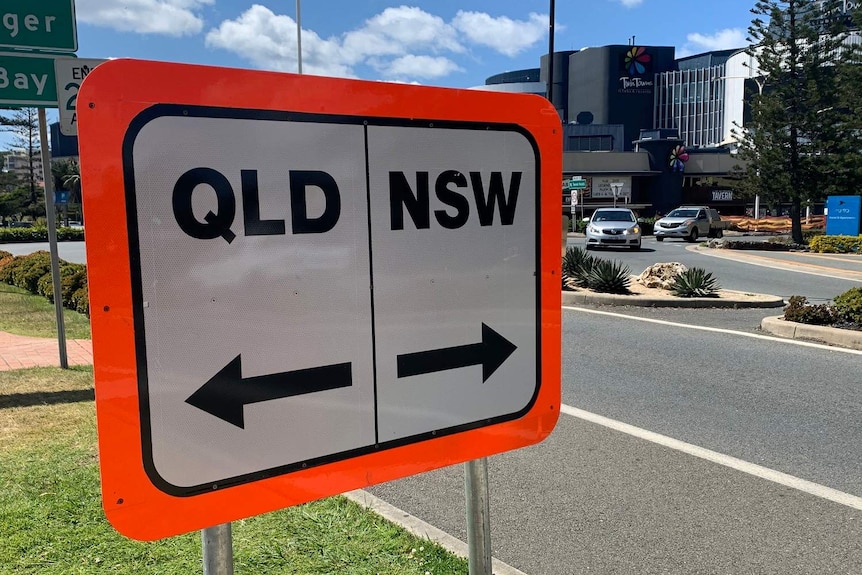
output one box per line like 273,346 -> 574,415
0,331 -> 93,371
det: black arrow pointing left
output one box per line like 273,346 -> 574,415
185,355 -> 352,428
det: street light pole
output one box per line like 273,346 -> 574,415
546,0 -> 555,103
296,0 -> 302,74
715,73 -> 767,219
750,77 -> 765,220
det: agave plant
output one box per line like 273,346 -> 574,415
562,246 -> 596,289
586,259 -> 631,294
670,267 -> 720,298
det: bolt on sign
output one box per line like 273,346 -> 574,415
78,59 -> 562,541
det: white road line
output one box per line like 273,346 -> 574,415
560,404 -> 862,511
563,305 -> 862,355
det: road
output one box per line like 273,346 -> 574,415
0,240 -> 87,264
366,240 -> 862,574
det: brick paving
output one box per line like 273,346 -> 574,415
0,331 -> 93,371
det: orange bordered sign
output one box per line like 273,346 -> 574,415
78,59 -> 562,541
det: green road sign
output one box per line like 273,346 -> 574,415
563,178 -> 586,190
0,0 -> 77,52
0,52 -> 61,106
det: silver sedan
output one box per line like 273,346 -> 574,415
584,208 -> 642,251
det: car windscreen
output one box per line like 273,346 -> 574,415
666,209 -> 698,218
593,211 -> 635,222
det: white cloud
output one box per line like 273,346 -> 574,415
341,6 -> 464,64
452,11 -> 548,57
205,5 -> 352,77
374,55 -> 464,79
680,28 -> 747,56
206,4 -> 549,83
618,0 -> 644,7
77,0 -> 213,36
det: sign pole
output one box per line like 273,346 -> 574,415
295,0 -> 302,74
465,458 -> 492,575
202,523 -> 234,575
37,108 -> 68,368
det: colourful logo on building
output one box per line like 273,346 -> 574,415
624,47 -> 651,76
669,145 -> 689,172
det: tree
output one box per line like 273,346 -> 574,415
51,159 -> 82,225
0,186 -> 29,225
735,0 -> 862,243
0,108 -> 42,204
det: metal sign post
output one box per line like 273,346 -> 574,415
610,181 -> 623,208
37,108 -> 68,368
465,458 -> 492,575
202,523 -> 233,575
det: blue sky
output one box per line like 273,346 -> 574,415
71,0 -> 757,87
3,0 -> 760,149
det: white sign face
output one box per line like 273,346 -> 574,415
55,58 -> 106,135
125,106 -> 540,495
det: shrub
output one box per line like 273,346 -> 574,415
0,226 -> 84,243
9,251 -> 53,293
571,218 -> 587,233
803,230 -> 824,243
35,263 -> 86,303
783,295 -> 836,325
61,267 -> 87,307
832,287 -> 862,324
36,272 -> 54,300
670,267 -> 721,298
808,235 -> 862,254
0,251 -> 90,317
0,251 -> 12,276
586,259 -> 631,294
562,246 -> 595,289
71,284 -> 90,316
638,217 -> 655,236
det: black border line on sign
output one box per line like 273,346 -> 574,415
122,103 -> 543,497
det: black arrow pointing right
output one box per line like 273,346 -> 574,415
396,323 -> 517,382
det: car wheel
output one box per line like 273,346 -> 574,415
630,243 -> 640,251
655,236 -> 664,242
688,228 -> 699,242
715,229 -> 723,238
585,244 -> 593,250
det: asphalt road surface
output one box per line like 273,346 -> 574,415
1,240 -> 87,264
368,245 -> 862,574
368,309 -> 862,574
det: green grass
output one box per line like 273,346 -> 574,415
0,367 -> 468,575
0,283 -> 91,339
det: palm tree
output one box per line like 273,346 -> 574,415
51,159 -> 82,225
